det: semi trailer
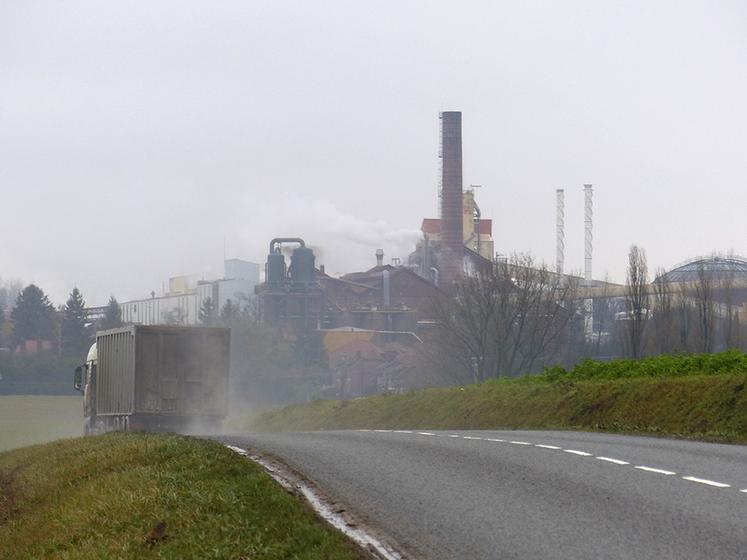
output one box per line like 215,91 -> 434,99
74,325 -> 230,435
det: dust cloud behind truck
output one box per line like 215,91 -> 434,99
74,325 -> 230,434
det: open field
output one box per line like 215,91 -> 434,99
0,433 -> 360,560
245,353 -> 747,444
0,396 -> 82,452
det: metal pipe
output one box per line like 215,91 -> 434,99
269,237 -> 305,253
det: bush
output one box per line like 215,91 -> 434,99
541,351 -> 747,381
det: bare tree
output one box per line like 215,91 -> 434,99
692,261 -> 716,353
651,267 -> 674,354
592,273 -> 617,357
429,254 -> 579,381
721,268 -> 740,350
624,245 -> 649,359
674,294 -> 694,352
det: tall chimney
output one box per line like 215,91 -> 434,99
439,111 -> 464,288
584,184 -> 593,286
583,184 -> 594,340
375,248 -> 384,267
555,188 -> 565,275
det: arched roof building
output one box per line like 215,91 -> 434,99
657,255 -> 747,283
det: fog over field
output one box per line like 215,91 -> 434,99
1,1 -> 746,305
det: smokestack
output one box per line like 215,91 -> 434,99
556,188 -> 565,275
439,111 -> 464,288
583,184 -> 594,340
584,184 -> 593,286
375,248 -> 384,267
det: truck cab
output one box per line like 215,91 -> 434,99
74,342 -> 99,435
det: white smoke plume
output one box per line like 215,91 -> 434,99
239,193 -> 422,276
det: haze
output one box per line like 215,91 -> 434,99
1,1 -> 745,305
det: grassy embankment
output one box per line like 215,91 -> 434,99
246,352 -> 747,444
0,433 -> 360,560
0,395 -> 81,452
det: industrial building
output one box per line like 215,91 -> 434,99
120,259 -> 259,326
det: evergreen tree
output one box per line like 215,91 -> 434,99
220,299 -> 238,323
100,296 -> 123,330
61,287 -> 90,356
199,297 -> 217,325
11,284 -> 55,348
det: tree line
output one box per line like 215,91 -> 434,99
426,248 -> 746,384
0,281 -> 123,357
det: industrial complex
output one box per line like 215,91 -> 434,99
105,111 -> 747,400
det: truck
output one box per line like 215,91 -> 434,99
74,325 -> 230,435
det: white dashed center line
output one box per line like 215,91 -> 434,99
682,476 -> 730,488
635,466 -> 676,476
596,456 -> 629,465
359,430 -> 744,495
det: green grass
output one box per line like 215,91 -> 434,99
542,350 -> 747,381
243,353 -> 747,444
0,396 -> 82,452
0,433 -> 360,560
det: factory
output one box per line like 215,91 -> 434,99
120,259 -> 259,326
254,111 -> 746,395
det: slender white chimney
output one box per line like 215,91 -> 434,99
556,189 -> 565,275
583,184 -> 594,340
584,184 -> 593,286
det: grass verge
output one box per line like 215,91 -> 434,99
245,372 -> 747,444
0,433 -> 360,560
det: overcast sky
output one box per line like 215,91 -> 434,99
1,1 -> 745,306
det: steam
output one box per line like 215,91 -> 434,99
240,193 -> 422,275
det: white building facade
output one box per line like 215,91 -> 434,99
120,259 -> 259,326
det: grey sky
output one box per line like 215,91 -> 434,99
1,1 -> 745,306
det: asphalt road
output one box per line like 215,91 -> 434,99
219,430 -> 747,560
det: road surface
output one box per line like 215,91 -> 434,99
219,430 -> 747,559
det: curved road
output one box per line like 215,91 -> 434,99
219,430 -> 747,559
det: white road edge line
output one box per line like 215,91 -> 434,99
740,489 -> 747,493
563,449 -> 592,456
462,436 -> 483,440
535,444 -> 561,450
486,438 -> 506,442
509,441 -> 532,446
373,429 -> 391,433
682,476 -> 731,488
448,434 -> 461,438
394,430 -> 413,434
417,432 -> 436,436
635,466 -> 676,475
596,456 -> 629,465
225,445 -> 404,560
